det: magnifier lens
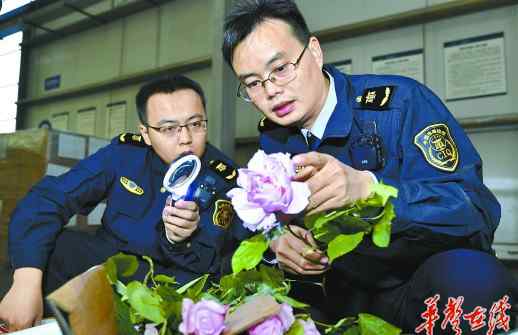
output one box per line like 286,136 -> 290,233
163,154 -> 201,201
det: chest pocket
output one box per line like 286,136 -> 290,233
106,177 -> 150,221
353,109 -> 402,171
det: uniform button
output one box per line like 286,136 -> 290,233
186,242 -> 191,248
160,187 -> 166,193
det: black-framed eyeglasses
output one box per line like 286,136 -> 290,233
146,119 -> 208,137
237,41 -> 309,102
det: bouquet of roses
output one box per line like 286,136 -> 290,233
227,150 -> 398,273
106,253 -> 401,335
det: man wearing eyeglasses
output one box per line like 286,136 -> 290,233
0,75 -> 248,331
223,0 -> 516,333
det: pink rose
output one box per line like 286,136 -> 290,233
248,303 -> 294,335
299,319 -> 321,335
179,298 -> 227,335
227,150 -> 310,232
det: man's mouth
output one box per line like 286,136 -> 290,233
272,101 -> 295,117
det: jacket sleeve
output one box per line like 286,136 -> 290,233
374,82 -> 500,251
8,144 -> 115,270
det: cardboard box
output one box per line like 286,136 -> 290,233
0,129 -> 110,263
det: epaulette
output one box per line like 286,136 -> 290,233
257,117 -> 280,133
356,86 -> 396,110
118,133 -> 147,147
209,159 -> 238,183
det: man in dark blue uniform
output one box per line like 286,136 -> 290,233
0,75 -> 247,331
223,0 -> 516,332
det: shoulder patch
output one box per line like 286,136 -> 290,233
118,133 -> 147,147
257,117 -> 280,133
209,159 -> 238,183
213,199 -> 234,229
357,86 -> 395,110
414,123 -> 459,172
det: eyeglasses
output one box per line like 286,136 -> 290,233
146,119 -> 208,137
237,41 -> 309,102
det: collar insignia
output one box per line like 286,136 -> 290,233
414,123 -> 459,172
120,176 -> 144,195
357,86 -> 395,110
209,160 -> 237,183
118,133 -> 147,147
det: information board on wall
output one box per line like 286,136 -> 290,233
52,112 -> 69,131
77,107 -> 96,136
107,102 -> 127,139
328,59 -> 352,74
372,49 -> 424,83
444,32 -> 506,101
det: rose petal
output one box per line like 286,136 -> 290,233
256,213 -> 278,232
247,150 -> 267,172
269,152 -> 295,177
278,304 -> 295,331
228,189 -> 267,227
284,182 -> 311,214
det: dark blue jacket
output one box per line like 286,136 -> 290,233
259,66 -> 501,287
8,134 -> 248,283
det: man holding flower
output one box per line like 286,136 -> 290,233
222,0 -> 516,332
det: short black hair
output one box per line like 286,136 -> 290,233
135,75 -> 206,125
222,0 -> 310,66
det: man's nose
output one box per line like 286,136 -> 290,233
177,126 -> 192,143
263,79 -> 282,98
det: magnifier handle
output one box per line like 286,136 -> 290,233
183,182 -> 198,201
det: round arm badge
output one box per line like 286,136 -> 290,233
414,123 -> 459,172
213,200 -> 234,229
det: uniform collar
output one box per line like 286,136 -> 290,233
301,70 -> 337,141
151,148 -> 169,175
320,65 -> 353,140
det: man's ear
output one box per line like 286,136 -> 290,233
139,124 -> 152,146
308,36 -> 324,69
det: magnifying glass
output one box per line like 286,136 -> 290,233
163,153 -> 201,202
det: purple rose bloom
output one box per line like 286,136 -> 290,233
248,303 -> 295,335
179,298 -> 227,335
299,319 -> 321,335
227,150 -> 310,232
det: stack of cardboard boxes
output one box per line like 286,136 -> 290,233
0,129 -> 110,265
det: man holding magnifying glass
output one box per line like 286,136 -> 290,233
0,75 -> 248,331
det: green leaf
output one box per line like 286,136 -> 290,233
105,253 -> 139,284
112,290 -> 139,335
286,320 -> 305,335
126,281 -> 165,324
327,232 -> 365,263
186,275 -> 210,300
274,294 -> 309,309
114,280 -> 128,300
324,316 -> 356,334
358,313 -> 401,335
372,202 -> 395,247
177,274 -> 209,296
231,234 -> 268,273
342,325 -> 361,335
154,274 -> 177,285
370,183 -> 398,205
259,264 -> 284,289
